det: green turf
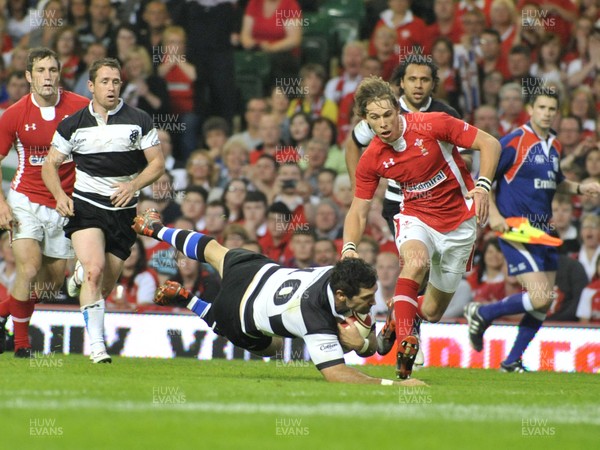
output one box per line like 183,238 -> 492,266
0,355 -> 598,450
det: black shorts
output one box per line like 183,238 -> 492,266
382,197 -> 400,236
64,198 -> 137,260
212,249 -> 274,352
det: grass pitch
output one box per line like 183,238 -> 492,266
0,355 -> 598,450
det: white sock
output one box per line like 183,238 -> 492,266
81,299 -> 106,354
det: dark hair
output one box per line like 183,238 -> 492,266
267,201 -> 292,217
509,45 -> 531,58
315,237 -> 336,252
528,87 -> 559,107
481,28 -> 501,43
27,47 -> 61,73
330,258 -> 377,299
6,70 -> 26,83
107,24 -> 139,60
477,237 -> 502,283
390,54 -> 439,90
318,167 -> 338,179
310,116 -> 337,146
256,153 -> 278,169
560,115 -> 583,133
89,57 -> 121,82
202,116 -> 231,138
353,76 -> 398,118
206,200 -> 230,219
243,190 -> 268,206
184,185 -> 208,203
292,227 -> 316,239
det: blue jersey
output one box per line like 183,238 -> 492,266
495,123 -> 564,228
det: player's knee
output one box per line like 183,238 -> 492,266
419,305 -> 443,323
16,262 -> 41,283
83,264 -> 104,286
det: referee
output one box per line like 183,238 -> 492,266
42,58 -> 164,363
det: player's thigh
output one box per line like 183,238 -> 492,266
253,336 -> 283,357
428,217 -> 476,293
394,214 -> 433,277
71,228 -> 106,269
11,239 -> 43,273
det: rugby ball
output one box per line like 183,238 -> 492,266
342,312 -> 373,338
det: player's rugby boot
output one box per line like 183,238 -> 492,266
155,281 -> 193,307
376,309 -> 396,355
500,358 -> 528,373
396,335 -> 419,379
132,209 -> 163,237
464,302 -> 489,352
90,349 -> 112,364
67,260 -> 84,297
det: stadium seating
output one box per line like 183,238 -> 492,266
233,50 -> 272,106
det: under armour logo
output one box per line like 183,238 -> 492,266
24,123 -> 36,131
382,158 -> 395,169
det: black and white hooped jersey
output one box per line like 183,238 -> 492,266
352,97 -> 461,205
241,264 -> 348,370
51,99 -> 160,210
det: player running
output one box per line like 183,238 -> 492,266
342,76 -> 500,379
464,88 -> 600,371
132,208 -> 425,386
0,48 -> 89,357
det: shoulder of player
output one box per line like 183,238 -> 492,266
0,94 -> 30,120
60,90 -> 91,107
427,99 -> 461,118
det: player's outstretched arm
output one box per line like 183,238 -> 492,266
42,147 -> 73,217
342,197 -> 370,259
320,363 -> 426,386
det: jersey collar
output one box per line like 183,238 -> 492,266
88,98 -> 124,119
389,115 -> 408,152
399,95 -> 432,113
30,88 -> 61,108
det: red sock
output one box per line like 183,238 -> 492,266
9,295 -> 35,349
393,278 -> 420,341
0,297 -> 9,317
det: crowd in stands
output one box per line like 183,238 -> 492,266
0,0 -> 598,322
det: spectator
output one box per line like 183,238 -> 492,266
169,251 -> 220,304
202,116 -> 230,166
138,1 -> 170,55
431,36 -> 461,112
480,70 -> 504,107
455,8 -> 486,61
371,25 -> 397,82
252,154 -> 278,201
478,28 -> 509,80
67,0 -> 90,32
222,223 -> 251,249
507,45 -> 538,89
288,111 -> 311,150
230,97 -> 268,150
242,239 -> 262,254
516,0 -> 578,48
332,174 -> 352,215
203,200 -> 229,242
302,138 -> 329,192
78,0 -> 114,51
273,162 -> 308,222
106,238 -> 158,311
310,116 -> 346,175
357,235 -> 379,266
498,82 -> 528,135
180,186 -> 209,231
4,0 -> 33,44
240,0 -> 302,84
220,138 -> 250,186
313,237 -> 338,266
269,85 -> 291,144
287,228 -> 316,269
584,148 -> 600,179
576,255 -> 600,323
552,193 -> 580,256
314,199 -> 343,241
72,42 -> 106,99
568,86 -> 597,135
287,64 -> 338,123
557,115 -> 586,168
580,177 -> 600,215
19,0 -> 64,49
241,190 -> 268,240
374,252 -> 400,318
52,26 -> 82,90
258,201 -> 292,263
566,23 -> 600,89
368,0 -> 428,57
0,70 -> 28,115
467,238 -> 511,304
222,178 -> 249,223
149,172 -> 183,225
155,129 -> 187,192
578,214 -> 600,281
107,24 -> 139,67
474,104 -> 501,138
156,25 -> 198,159
146,215 -> 193,284
547,254 -> 588,322
427,0 -> 464,48
316,168 -> 337,199
185,150 -> 217,192
490,0 -> 518,57
530,33 -> 567,85
5,44 -> 28,73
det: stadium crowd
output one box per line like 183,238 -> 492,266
0,0 -> 598,326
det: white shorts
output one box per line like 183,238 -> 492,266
7,189 -> 74,259
393,214 -> 476,293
